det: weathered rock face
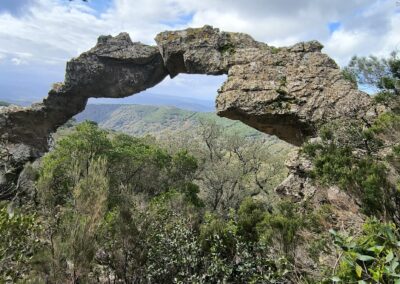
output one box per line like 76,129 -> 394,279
155,26 -> 374,145
0,25 -> 374,199
0,33 -> 168,198
155,25 -> 260,76
1,33 -> 167,153
275,148 -> 366,272
216,48 -> 372,144
65,33 -> 168,99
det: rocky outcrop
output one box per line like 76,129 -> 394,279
155,26 -> 374,144
275,147 -> 366,273
0,25 -> 374,199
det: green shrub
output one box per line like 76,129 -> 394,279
258,201 -> 304,258
374,91 -> 396,104
218,43 -> 235,55
342,67 -> 357,85
270,46 -> 281,54
199,207 -> 290,283
0,205 -> 41,282
330,218 -> 400,283
237,197 -> 266,242
302,115 -> 396,216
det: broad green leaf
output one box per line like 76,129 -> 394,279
391,260 -> 399,272
357,254 -> 375,262
331,276 -> 341,282
355,264 -> 363,278
390,273 -> 400,277
367,245 -> 384,254
386,250 -> 394,263
372,269 -> 382,281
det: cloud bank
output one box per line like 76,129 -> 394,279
0,0 -> 399,103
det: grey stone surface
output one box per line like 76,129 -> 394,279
156,26 -> 374,145
0,25 -> 376,199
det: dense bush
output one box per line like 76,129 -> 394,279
302,113 -> 400,217
303,138 -> 388,216
2,121 -> 296,283
330,218 -> 400,283
0,205 -> 41,282
3,49 -> 400,283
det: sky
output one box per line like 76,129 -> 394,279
0,0 -> 399,106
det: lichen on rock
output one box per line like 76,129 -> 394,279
0,25 -> 375,199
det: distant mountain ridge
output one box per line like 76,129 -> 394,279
1,92 -> 215,111
90,93 -> 215,112
75,104 -> 281,141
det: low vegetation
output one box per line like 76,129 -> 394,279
0,120 -> 296,283
1,51 -> 400,283
330,219 -> 400,283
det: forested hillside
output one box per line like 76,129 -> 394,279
1,118 -> 294,283
75,104 -> 274,139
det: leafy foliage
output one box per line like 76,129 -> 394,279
346,51 -> 400,96
159,119 -> 290,214
258,201 -> 305,258
330,218 -> 400,283
342,68 -> 357,85
301,50 -> 400,283
0,205 -> 41,282
198,204 -> 291,283
303,122 -> 390,216
11,121 -> 295,283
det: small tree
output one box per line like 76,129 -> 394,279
37,158 -> 108,283
345,51 -> 400,95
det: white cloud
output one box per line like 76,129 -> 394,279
11,58 -> 24,65
0,50 -> 32,65
323,1 -> 400,65
324,30 -> 371,66
0,0 -> 399,102
183,0 -> 400,63
149,74 -> 227,100
1,0 -> 398,64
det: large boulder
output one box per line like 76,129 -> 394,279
156,26 -> 374,145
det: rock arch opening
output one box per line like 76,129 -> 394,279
84,73 -> 227,112
0,25 -> 374,196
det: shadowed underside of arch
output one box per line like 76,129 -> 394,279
0,25 -> 376,198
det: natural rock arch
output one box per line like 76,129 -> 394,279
0,25 -> 375,198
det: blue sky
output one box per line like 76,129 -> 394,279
0,0 -> 399,106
